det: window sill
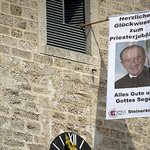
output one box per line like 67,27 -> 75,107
40,45 -> 99,66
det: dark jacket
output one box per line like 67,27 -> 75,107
115,66 -> 150,89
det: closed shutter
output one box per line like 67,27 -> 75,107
65,0 -> 85,26
46,0 -> 86,53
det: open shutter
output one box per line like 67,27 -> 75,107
46,0 -> 86,53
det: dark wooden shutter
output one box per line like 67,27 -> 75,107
46,0 -> 86,53
65,0 -> 85,26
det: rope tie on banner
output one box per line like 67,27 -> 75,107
79,18 -> 109,27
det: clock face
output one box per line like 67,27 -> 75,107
49,132 -> 91,150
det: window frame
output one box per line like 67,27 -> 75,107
38,0 -> 100,66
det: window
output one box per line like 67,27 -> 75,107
39,0 -> 100,66
46,0 -> 86,53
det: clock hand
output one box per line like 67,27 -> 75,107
65,134 -> 78,150
71,143 -> 78,150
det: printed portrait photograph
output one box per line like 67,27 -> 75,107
115,39 -> 150,89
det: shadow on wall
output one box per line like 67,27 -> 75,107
91,27 -> 136,150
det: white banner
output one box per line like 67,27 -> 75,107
106,10 -> 150,119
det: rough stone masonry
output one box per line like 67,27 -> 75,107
0,0 -> 150,150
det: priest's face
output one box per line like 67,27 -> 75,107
121,47 -> 146,76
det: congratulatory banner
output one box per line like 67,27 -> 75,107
106,10 -> 150,119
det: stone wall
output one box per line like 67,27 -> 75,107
0,0 -> 150,150
97,0 -> 150,150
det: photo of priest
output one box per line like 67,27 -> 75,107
115,45 -> 150,89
